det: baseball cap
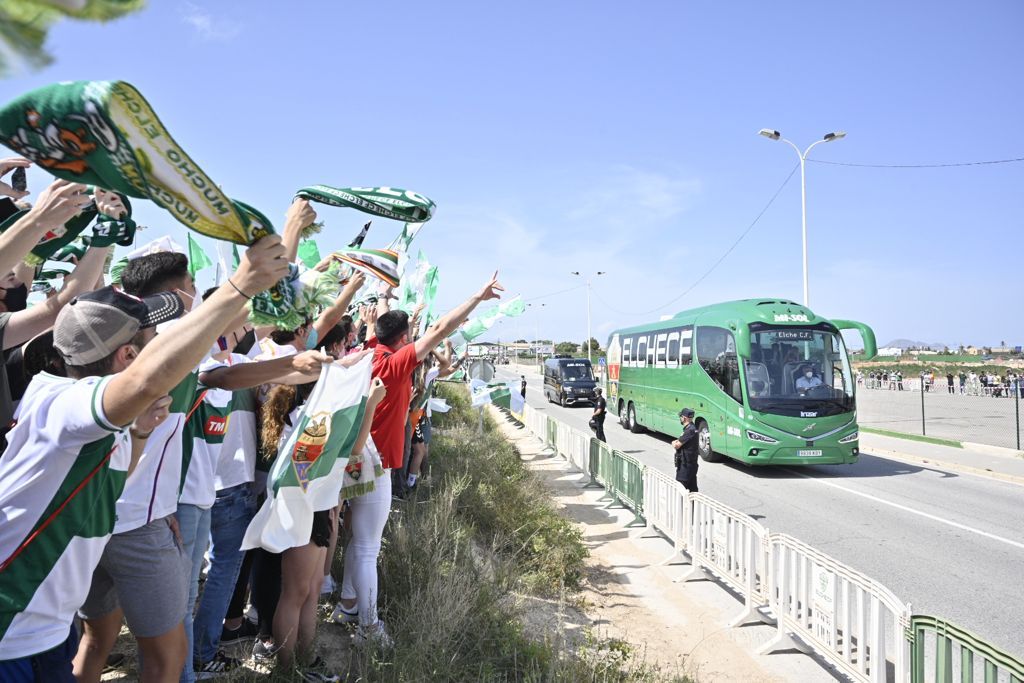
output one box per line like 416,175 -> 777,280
53,286 -> 184,366
679,408 -> 695,418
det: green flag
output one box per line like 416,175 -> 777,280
232,244 -> 240,270
297,240 -> 321,269
187,234 -> 213,277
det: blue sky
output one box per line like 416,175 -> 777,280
6,0 -> 1022,349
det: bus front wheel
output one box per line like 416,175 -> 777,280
628,403 -> 644,434
618,401 -> 627,426
697,421 -> 722,462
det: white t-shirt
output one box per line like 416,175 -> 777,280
179,354 -> 258,503
0,373 -> 130,659
113,371 -> 199,533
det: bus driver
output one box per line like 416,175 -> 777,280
796,364 -> 823,393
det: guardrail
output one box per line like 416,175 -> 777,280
683,493 -> 771,627
908,615 -> 1024,683
506,402 -> 1024,682
759,533 -> 910,683
642,467 -> 687,562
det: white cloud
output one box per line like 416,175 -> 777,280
181,2 -> 240,41
566,166 -> 702,225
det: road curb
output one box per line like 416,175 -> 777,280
961,441 -> 1024,459
865,447 -> 1024,487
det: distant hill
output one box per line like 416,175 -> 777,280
881,339 -> 950,351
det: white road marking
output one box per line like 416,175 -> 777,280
504,370 -> 1024,551
782,468 -> 1024,552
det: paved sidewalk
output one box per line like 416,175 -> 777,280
861,432 -> 1024,485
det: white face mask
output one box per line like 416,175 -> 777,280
805,371 -> 813,378
175,289 -> 198,313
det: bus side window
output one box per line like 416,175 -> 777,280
679,327 -> 693,365
696,326 -> 743,404
637,336 -> 647,368
655,333 -> 667,367
622,337 -> 633,367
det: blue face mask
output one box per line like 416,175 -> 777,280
305,328 -> 319,350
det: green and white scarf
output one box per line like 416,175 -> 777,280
296,186 -> 436,225
0,81 -> 299,323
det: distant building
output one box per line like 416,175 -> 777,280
877,347 -> 904,357
991,346 -> 1013,354
965,346 -> 981,356
916,349 -> 938,355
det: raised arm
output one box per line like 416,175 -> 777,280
200,349 -> 331,391
414,271 -> 503,362
281,198 -> 316,264
0,179 -> 91,278
313,271 -> 365,340
103,236 -> 289,427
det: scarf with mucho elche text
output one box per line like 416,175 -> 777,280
0,80 -> 299,324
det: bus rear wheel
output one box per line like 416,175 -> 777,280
697,421 -> 723,462
628,403 -> 644,434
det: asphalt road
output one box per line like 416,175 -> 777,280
497,366 -> 1024,658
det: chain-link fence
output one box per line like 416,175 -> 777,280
856,378 -> 1023,450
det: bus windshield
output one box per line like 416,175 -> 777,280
744,326 -> 854,417
561,363 -> 594,381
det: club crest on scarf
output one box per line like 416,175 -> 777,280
291,412 -> 331,492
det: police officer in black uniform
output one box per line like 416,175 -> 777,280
520,375 -> 527,400
673,408 -> 699,492
592,387 -> 607,442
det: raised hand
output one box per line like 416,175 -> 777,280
93,189 -> 126,219
367,376 -> 386,406
290,349 -> 333,374
285,198 -> 317,234
26,179 -> 92,227
232,235 -> 289,296
0,157 -> 31,200
475,271 -> 504,302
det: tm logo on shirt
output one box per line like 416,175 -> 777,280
204,416 -> 228,437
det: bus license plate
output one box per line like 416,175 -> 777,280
798,449 -> 823,457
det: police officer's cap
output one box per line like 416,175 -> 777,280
679,408 -> 695,418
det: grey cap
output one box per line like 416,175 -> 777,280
53,286 -> 184,366
679,408 -> 695,418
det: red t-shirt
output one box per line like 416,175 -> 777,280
369,341 -> 419,469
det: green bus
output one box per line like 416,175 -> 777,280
604,299 -> 877,465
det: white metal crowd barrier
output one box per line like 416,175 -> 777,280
510,403 -> 920,682
641,467 -> 688,563
682,493 -> 773,627
758,533 -> 911,683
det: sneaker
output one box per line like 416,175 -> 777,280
196,652 -> 241,680
300,656 -> 340,682
252,637 -> 278,663
354,620 -> 394,650
329,603 -> 358,625
220,618 -> 260,645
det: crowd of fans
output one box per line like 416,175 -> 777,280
0,158 -> 498,682
858,369 -> 1022,397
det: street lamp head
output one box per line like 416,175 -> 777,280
596,271 -> 607,275
759,128 -> 782,141
570,271 -> 581,276
823,131 -> 846,142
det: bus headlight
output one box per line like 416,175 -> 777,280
838,431 -> 859,444
746,430 -> 778,444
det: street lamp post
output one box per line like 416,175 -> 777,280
758,129 -> 846,307
570,271 -> 607,362
527,302 -> 545,366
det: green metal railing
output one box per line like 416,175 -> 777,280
909,615 -> 1024,683
609,449 -> 645,523
546,416 -> 557,448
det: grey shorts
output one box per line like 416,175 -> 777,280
78,515 -> 189,638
